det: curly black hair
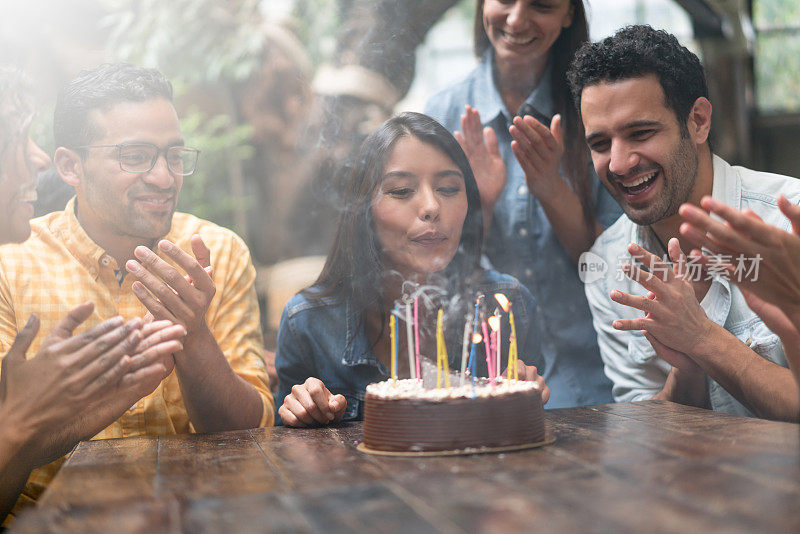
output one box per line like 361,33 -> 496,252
567,25 -> 708,133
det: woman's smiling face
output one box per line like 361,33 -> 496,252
371,136 -> 468,280
0,136 -> 50,244
482,0 -> 574,70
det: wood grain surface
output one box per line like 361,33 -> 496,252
11,400 -> 800,533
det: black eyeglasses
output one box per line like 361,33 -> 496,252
77,143 -> 200,176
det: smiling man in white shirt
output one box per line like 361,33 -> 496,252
567,25 -> 800,422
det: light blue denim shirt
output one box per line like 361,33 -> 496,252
275,270 -> 543,424
425,50 -> 622,408
586,155 -> 800,416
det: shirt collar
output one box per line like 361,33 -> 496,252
52,196 -> 110,276
473,49 -> 555,125
710,154 -> 741,210
53,196 -> 176,278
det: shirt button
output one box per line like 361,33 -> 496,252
524,268 -> 533,278
518,227 -> 528,237
517,184 -> 528,196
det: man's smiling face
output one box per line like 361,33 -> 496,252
581,74 -> 699,226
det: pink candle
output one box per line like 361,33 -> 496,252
413,297 -> 421,381
486,315 -> 500,386
481,320 -> 493,380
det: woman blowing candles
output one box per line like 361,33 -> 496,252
425,0 -> 622,408
0,70 -> 186,524
276,112 -> 549,427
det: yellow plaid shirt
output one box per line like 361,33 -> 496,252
0,197 -> 274,520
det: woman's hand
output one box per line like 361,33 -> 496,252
509,113 -> 565,202
278,377 -> 346,427
504,361 -> 550,404
454,105 -> 507,218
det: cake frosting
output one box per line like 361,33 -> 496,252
362,378 -> 546,453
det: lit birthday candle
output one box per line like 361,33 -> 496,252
460,319 -> 470,386
487,315 -> 500,385
494,308 -> 502,379
508,308 -> 518,381
436,309 -> 443,388
413,296 -> 421,382
469,332 -> 482,398
467,295 -> 482,396
481,319 -> 492,380
494,293 -> 513,380
405,300 -> 415,379
436,309 -> 450,388
389,311 -> 397,384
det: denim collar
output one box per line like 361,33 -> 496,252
342,298 -> 388,373
473,48 -> 555,125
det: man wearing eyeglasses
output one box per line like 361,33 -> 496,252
0,63 -> 273,508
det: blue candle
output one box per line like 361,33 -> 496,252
467,296 -> 481,398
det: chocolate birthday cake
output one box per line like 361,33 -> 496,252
361,378 -> 546,454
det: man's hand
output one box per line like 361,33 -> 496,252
610,239 -> 715,355
503,361 -> 550,404
509,113 -> 565,202
126,235 -> 215,336
644,326 -> 708,407
278,377 -> 346,427
454,105 -> 506,221
679,196 -> 800,324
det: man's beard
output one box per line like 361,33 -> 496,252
85,179 -> 177,240
613,136 -> 699,227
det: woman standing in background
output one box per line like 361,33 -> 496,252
425,0 -> 622,408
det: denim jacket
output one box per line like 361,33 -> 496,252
275,270 -> 542,423
586,155 -> 800,416
424,50 -> 623,407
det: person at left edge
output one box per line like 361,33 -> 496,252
0,67 -> 185,525
0,63 -> 274,511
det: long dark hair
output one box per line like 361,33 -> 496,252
308,112 -> 484,347
473,0 -> 595,227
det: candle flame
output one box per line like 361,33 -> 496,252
494,293 -> 510,312
487,316 -> 500,331
472,332 -> 483,344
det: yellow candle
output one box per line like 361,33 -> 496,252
436,309 -> 450,389
389,313 -> 397,384
508,309 -> 518,381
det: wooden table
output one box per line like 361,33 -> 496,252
12,401 -> 800,533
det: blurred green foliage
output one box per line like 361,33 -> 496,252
292,0 -> 341,67
100,0 -> 268,231
754,0 -> 800,113
176,110 -> 255,227
754,0 -> 800,27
